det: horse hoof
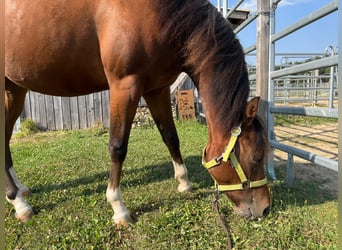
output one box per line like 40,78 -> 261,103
16,210 -> 33,222
114,215 -> 133,227
177,183 -> 192,193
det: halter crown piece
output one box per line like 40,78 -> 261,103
202,125 -> 267,192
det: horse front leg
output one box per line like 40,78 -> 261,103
106,79 -> 141,226
144,87 -> 191,192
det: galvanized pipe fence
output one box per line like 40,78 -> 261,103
268,0 -> 339,183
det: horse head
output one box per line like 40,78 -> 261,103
202,97 -> 270,220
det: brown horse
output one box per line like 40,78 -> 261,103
5,0 -> 270,225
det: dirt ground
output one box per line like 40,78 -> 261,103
272,122 -> 338,198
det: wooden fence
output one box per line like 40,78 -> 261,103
19,73 -> 194,131
22,91 -> 111,130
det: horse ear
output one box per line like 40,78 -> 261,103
244,97 -> 260,126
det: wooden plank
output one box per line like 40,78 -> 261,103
77,95 -> 88,129
30,92 -> 41,127
22,91 -> 32,120
101,91 -> 110,128
38,93 -> 47,130
86,93 -> 95,127
93,92 -> 102,125
61,97 -> 72,130
53,96 -> 63,130
45,95 -> 56,130
69,97 -> 80,130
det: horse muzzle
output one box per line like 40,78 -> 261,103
232,199 -> 270,220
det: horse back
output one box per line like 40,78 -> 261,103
5,0 -> 181,96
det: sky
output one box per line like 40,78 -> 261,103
209,0 -> 338,65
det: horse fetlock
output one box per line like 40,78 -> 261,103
172,160 -> 191,192
6,193 -> 33,222
106,186 -> 132,225
175,173 -> 191,192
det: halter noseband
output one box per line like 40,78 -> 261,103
202,126 -> 267,192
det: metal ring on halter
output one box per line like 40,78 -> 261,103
231,126 -> 241,137
241,180 -> 250,190
215,155 -> 224,164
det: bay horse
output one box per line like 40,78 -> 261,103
5,0 -> 270,225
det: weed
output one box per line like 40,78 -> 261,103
15,119 -> 40,137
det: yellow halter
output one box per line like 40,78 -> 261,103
202,126 -> 267,191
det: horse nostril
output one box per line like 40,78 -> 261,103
263,206 -> 270,217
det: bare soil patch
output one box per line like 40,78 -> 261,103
273,122 -> 338,198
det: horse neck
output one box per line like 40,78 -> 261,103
197,75 -> 229,147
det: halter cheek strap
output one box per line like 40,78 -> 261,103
202,126 -> 267,192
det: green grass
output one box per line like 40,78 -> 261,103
6,121 -> 337,249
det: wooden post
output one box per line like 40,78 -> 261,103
256,0 -> 270,127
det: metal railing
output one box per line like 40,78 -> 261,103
268,0 -> 339,183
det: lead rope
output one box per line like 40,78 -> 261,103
212,193 -> 233,249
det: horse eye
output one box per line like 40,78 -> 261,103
253,152 -> 264,163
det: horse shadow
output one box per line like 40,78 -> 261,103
29,155 -> 213,213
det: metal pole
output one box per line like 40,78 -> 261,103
256,0 -> 270,124
267,0 -> 276,180
217,0 -> 221,13
223,0 -> 228,17
337,0 -> 342,242
324,46 -> 336,108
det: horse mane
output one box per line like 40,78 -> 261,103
157,0 -> 250,136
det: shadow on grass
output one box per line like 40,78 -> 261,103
30,155 -> 211,193
28,156 -> 336,216
28,155 -> 212,213
268,161 -> 337,216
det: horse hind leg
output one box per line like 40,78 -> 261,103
5,168 -> 32,222
143,87 -> 191,193
9,167 -> 30,196
5,77 -> 33,222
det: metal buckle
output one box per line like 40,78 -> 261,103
231,126 -> 241,137
215,155 -> 223,164
242,180 -> 250,190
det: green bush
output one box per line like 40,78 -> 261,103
17,119 -> 39,136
